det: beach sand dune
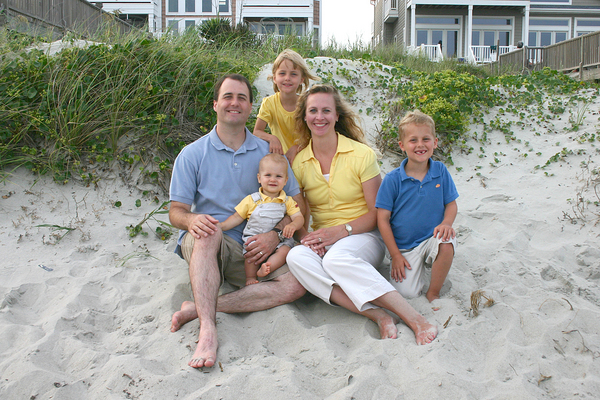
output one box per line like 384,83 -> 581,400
1,59 -> 599,399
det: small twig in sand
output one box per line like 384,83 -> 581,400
537,374 -> 552,385
563,329 -> 600,359
443,315 -> 453,328
538,297 -> 574,311
470,290 -> 495,317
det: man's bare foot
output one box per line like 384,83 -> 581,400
414,321 -> 438,345
171,301 -> 198,332
426,290 -> 440,302
257,262 -> 271,277
189,324 -> 218,368
375,312 -> 399,339
245,278 -> 259,286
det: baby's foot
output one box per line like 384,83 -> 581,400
257,262 -> 271,277
246,278 -> 259,286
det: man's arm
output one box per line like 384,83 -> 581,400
169,201 -> 219,239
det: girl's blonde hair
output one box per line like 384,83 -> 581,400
398,110 -> 436,141
269,49 -> 319,94
294,84 -> 366,149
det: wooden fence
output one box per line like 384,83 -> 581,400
0,0 -> 134,38
490,30 -> 600,81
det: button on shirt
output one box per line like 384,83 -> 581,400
292,134 -> 380,230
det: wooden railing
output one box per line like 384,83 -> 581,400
0,0 -> 134,37
491,30 -> 600,81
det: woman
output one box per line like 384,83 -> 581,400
286,84 -> 437,345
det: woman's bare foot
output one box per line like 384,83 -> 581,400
257,262 -> 271,277
245,278 -> 259,286
375,312 -> 399,339
414,321 -> 438,345
189,323 -> 218,368
171,301 -> 198,332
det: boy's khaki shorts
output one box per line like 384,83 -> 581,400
180,232 -> 289,288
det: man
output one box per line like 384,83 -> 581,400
168,74 -> 306,368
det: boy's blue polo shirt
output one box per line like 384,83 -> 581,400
376,158 -> 458,250
170,126 -> 300,252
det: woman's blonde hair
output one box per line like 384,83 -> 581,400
269,49 -> 319,94
294,84 -> 366,149
398,110 -> 436,141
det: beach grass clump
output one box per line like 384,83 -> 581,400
376,67 -> 597,162
0,27 -> 259,185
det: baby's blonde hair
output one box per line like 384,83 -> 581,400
258,153 -> 289,177
269,49 -> 319,94
398,110 -> 436,141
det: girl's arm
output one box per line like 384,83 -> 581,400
253,118 -> 283,154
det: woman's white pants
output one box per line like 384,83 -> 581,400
286,230 -> 395,312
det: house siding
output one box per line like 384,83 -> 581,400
375,0 -> 600,57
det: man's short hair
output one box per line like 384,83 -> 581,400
213,74 -> 253,103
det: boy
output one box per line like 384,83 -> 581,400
220,153 -> 304,285
376,110 -> 459,302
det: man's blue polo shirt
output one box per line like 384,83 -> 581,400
376,158 -> 458,250
170,126 -> 300,253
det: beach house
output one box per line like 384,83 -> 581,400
161,0 -> 321,43
372,0 -> 600,62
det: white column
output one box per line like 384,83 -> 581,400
523,4 -> 530,46
410,3 -> 416,47
467,4 -> 472,57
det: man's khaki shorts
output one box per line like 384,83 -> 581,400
180,232 -> 289,288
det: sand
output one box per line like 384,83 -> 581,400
1,57 -> 599,399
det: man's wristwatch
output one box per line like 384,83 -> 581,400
272,228 -> 285,242
344,223 -> 353,236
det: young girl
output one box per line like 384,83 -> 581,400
254,49 -> 318,159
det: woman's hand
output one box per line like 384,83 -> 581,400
300,225 -> 347,256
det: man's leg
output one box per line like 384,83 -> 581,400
171,231 -> 222,368
217,270 -> 306,313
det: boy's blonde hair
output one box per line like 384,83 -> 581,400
269,49 -> 319,94
398,110 -> 436,141
259,153 -> 289,177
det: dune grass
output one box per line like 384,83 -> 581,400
0,22 -> 597,189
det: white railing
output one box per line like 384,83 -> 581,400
419,44 -> 444,62
470,45 -> 517,64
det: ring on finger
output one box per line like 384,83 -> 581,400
259,251 -> 264,256
318,237 -> 322,242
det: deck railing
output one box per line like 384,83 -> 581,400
1,0 -> 134,37
469,45 -> 517,64
492,30 -> 600,80
410,44 -> 444,62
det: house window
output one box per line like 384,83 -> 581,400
168,0 -> 178,13
575,18 -> 600,37
186,0 -> 195,12
416,16 -> 461,58
168,19 -> 180,35
528,18 -> 570,46
472,18 -> 513,47
185,20 -> 195,30
530,0 -> 571,4
202,0 -> 212,12
219,0 -> 229,13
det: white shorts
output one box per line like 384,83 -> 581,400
390,235 -> 457,298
